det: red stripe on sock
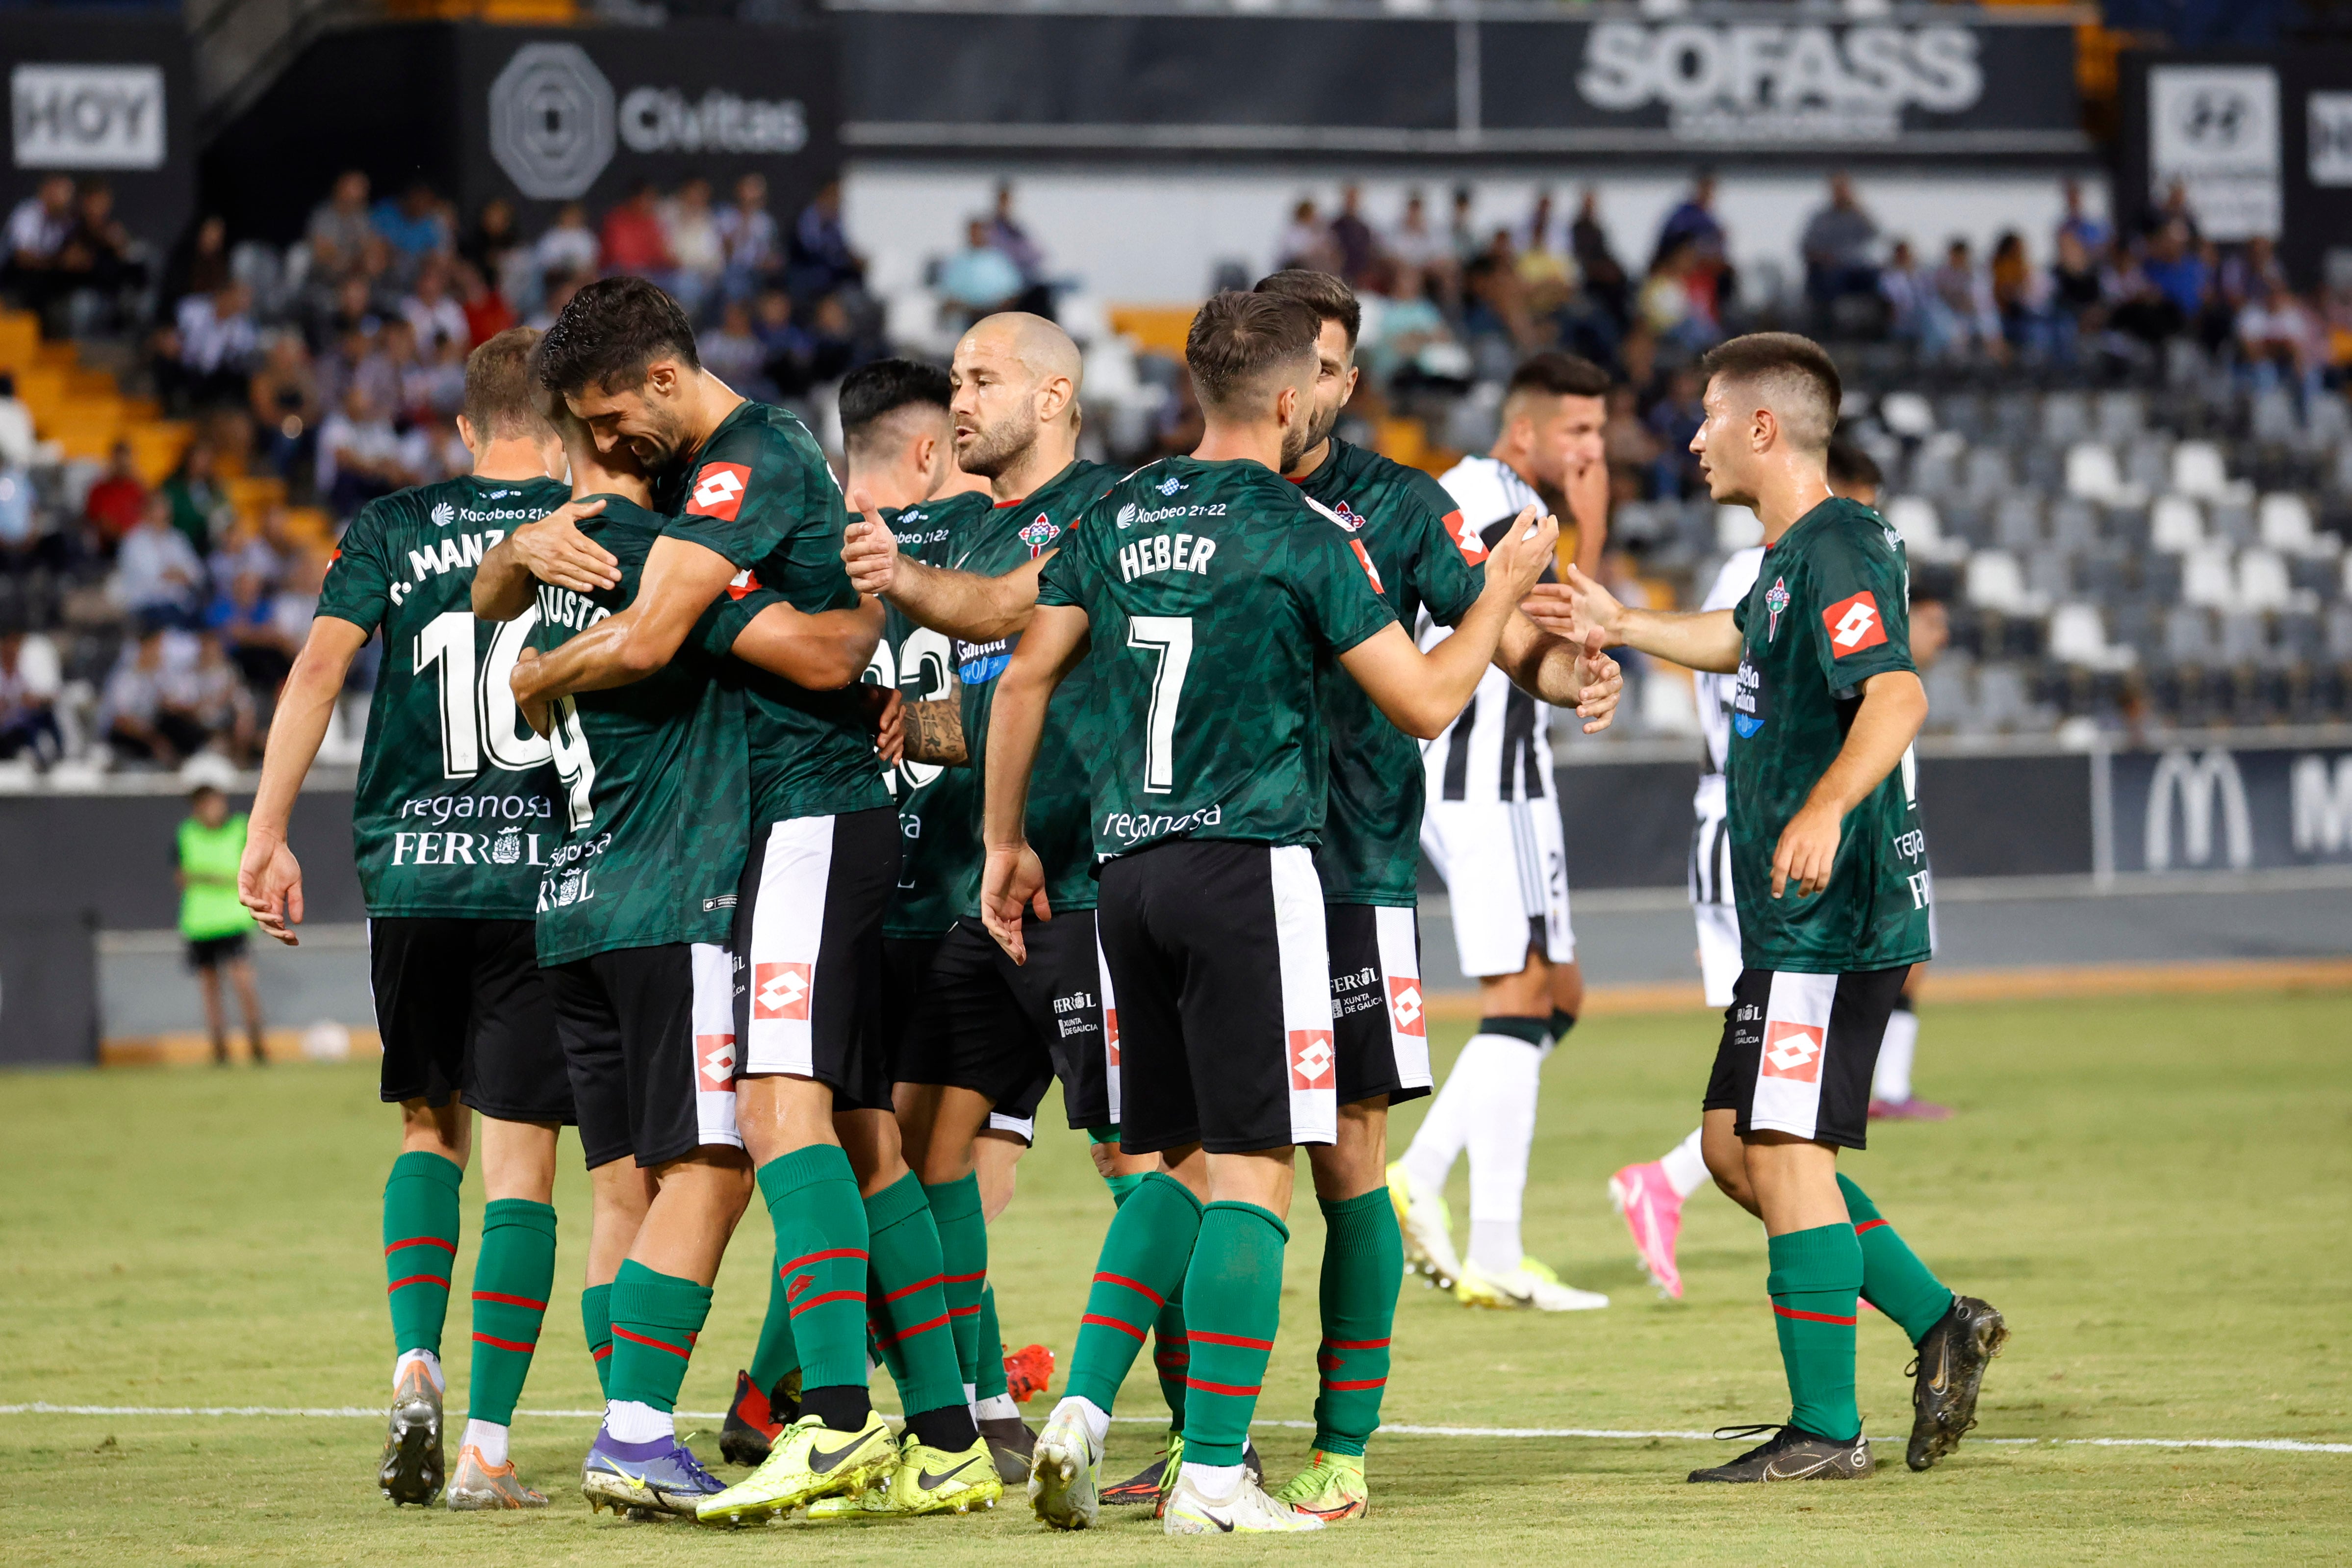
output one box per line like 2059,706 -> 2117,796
1187,1330 -> 1274,1350
590,1344 -> 612,1362
386,1273 -> 450,1293
895,1311 -> 952,1339
471,1332 -> 537,1354
1081,1312 -> 1148,1342
1320,1376 -> 1388,1391
943,1270 -> 987,1285
1854,1218 -> 1889,1234
1179,1375 -> 1262,1397
611,1326 -> 693,1358
1321,1337 -> 1391,1350
384,1236 -> 458,1257
781,1248 -> 869,1274
1093,1271 -> 1165,1307
471,1291 -> 548,1311
1772,1305 -> 1860,1326
882,1273 -> 946,1304
948,1305 -> 980,1318
788,1289 -> 867,1318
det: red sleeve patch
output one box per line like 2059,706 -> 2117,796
1445,510 -> 1486,564
1349,538 -> 1386,595
1823,590 -> 1888,657
687,462 -> 752,521
725,567 -> 761,601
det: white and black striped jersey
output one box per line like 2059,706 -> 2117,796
1690,544 -> 1765,908
1420,455 -> 1555,805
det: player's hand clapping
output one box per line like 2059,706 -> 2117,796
978,841 -> 1050,965
509,498 -> 617,592
1480,503 -> 1559,605
1572,627 -> 1624,735
1525,562 -> 1627,650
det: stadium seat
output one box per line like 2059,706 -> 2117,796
2095,389 -> 2147,444
2151,494 -> 2205,553
2235,548 -> 2296,613
1965,550 -> 2043,616
2181,543 -> 2238,609
1877,389 -> 1935,436
2260,492 -> 2339,556
2048,602 -> 2134,670
2065,442 -> 2132,505
1963,447 -> 2013,504
2173,440 -> 2248,504
2165,605 -> 2219,664
1884,494 -> 1960,561
2041,391 -> 2092,446
1994,493 -> 2044,551
1715,504 -> 1763,550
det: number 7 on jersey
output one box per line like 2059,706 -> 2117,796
1127,615 -> 1192,794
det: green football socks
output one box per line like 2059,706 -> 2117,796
1310,1189 -> 1403,1457
1766,1223 -> 1865,1442
1065,1170 -> 1203,1414
747,1247 -> 800,1399
383,1151 -> 462,1358
607,1260 -> 711,1414
1840,1174 -> 1956,1346
922,1172 -> 989,1390
759,1145 -> 872,1411
1178,1201 -> 1288,1467
464,1198 -> 556,1426
581,1283 -> 613,1397
974,1284 -> 1009,1402
865,1173 -> 969,1431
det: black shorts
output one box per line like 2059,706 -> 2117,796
1702,964 -> 1912,1151
371,917 -> 571,1125
1324,902 -> 1432,1107
732,807 -> 900,1110
185,931 -> 249,971
895,914 -> 1113,1131
1097,839 -> 1336,1157
546,941 -> 741,1169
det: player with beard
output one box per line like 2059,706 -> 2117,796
1243,269 -> 1623,1520
500,280 -> 998,1524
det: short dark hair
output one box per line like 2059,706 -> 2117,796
1699,332 -> 1842,451
462,327 -> 549,441
1184,290 -> 1320,413
1252,269 -> 1361,351
1506,351 -> 1611,403
188,783 -> 226,805
535,276 -> 700,397
1826,437 -> 1882,492
839,358 -> 953,463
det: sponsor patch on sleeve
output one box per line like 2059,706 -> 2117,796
1445,510 -> 1486,564
1822,590 -> 1888,657
687,462 -> 752,521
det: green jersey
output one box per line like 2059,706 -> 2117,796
1292,438 -> 1484,904
316,474 -> 571,919
1727,496 -> 1931,974
947,460 -> 1122,915
528,497 -> 751,966
659,400 -> 890,828
1036,455 -> 1397,862
872,492 -> 990,938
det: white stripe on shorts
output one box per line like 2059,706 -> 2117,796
986,1110 -> 1035,1143
741,814 -> 835,1077
1751,971 -> 1839,1141
690,941 -> 743,1149
1271,845 -> 1338,1148
1375,904 -> 1431,1093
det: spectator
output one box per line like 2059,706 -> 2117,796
116,491 -> 207,631
400,256 -> 468,353
1801,171 -> 1880,309
752,288 -> 817,397
1360,267 -> 1461,393
701,299 -> 771,398
247,332 -> 322,482
409,334 -> 468,422
306,170 -> 373,281
56,179 -> 146,316
1275,199 -> 1336,273
454,261 -> 515,347
787,179 -> 864,302
1330,184 -> 1379,288
2108,256 -> 2188,351
1880,238 -> 1929,342
175,281 -> 260,405
716,173 -> 781,304
984,180 -> 1050,296
316,386 -> 421,514
1448,185 -> 1480,268
270,549 -> 326,656
1645,366 -> 1707,497
1990,231 -> 2046,355
1651,169 -> 1725,273
2047,226 -> 2106,361
1638,238 -> 1718,352
0,463 -> 45,574
2,174 -> 76,309
663,176 -> 725,315
938,218 -> 1024,322
2140,220 -> 2209,322
459,198 -> 523,292
0,372 -> 38,469
1601,383 -> 1660,504
2238,273 -> 2327,399
1923,238 -> 2003,361
1463,231 -> 1540,354
212,509 -> 283,592
1570,188 -> 1630,326
532,203 -> 600,285
84,440 -> 151,550
160,214 -> 232,316
1516,190 -> 1575,309
370,180 -> 451,273
162,631 -> 257,765
526,269 -> 584,334
175,783 -> 266,1065
211,566 -> 293,691
106,629 -> 188,761
1387,190 -> 1458,307
309,271 -> 381,356
600,181 -> 675,278
162,442 -> 232,559
2055,177 -> 2110,260
0,624 -> 61,765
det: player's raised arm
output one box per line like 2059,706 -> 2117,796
722,592 -> 885,691
1540,561 -> 1745,674
511,532 -> 740,716
843,511 -> 1050,643
977,601 -> 1091,964
1336,506 -> 1558,738
1494,612 -> 1625,734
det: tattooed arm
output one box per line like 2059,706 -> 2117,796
903,698 -> 968,766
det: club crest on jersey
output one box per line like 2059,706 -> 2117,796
1326,500 -> 1365,532
1764,576 -> 1790,641
1018,512 -> 1060,557
430,500 -> 456,528
1157,474 -> 1185,496
687,462 -> 751,520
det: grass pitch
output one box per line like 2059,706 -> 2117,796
4,989 -> 2350,1565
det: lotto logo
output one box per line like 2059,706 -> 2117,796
1104,1007 -> 1119,1066
1288,1029 -> 1335,1090
687,462 -> 751,520
1387,977 -> 1426,1038
1446,510 -> 1486,563
1823,591 -> 1888,657
725,567 -> 762,601
752,961 -> 811,1020
1761,1021 -> 1825,1082
695,1032 -> 737,1091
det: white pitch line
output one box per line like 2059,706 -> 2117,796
2,1403 -> 2347,1453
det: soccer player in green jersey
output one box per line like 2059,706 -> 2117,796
990,290 -> 1559,1535
1246,269 -> 1623,1519
238,330 -> 576,1510
1553,333 -> 2006,1483
500,280 -> 998,1523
